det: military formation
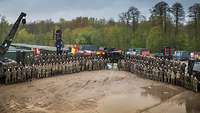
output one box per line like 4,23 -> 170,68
1,53 -> 200,93
118,55 -> 199,92
3,54 -> 108,85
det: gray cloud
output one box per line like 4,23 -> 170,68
0,0 -> 199,23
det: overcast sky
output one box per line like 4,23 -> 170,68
0,0 -> 199,23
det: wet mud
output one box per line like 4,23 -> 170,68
0,70 -> 199,113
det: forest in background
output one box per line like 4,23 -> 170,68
0,1 -> 200,52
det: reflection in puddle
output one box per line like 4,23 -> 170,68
141,85 -> 182,101
97,85 -> 200,113
97,92 -> 160,113
185,93 -> 200,113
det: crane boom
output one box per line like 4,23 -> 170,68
0,12 -> 26,56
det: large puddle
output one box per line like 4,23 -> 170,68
97,93 -> 160,113
97,85 -> 200,113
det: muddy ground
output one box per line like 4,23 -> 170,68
0,70 -> 200,113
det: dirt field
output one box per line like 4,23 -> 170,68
0,70 -> 200,113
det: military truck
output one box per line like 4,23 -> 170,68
0,12 -> 26,83
188,60 -> 200,78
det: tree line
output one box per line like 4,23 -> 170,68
0,1 -> 200,52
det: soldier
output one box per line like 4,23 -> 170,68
81,57 -> 86,71
193,76 -> 199,92
37,64 -> 42,78
158,67 -> 163,82
65,61 -> 69,74
61,62 -> 65,75
51,63 -> 55,76
149,66 -> 153,80
167,69 -> 171,84
152,67 -> 157,81
155,67 -> 159,81
121,59 -> 126,71
5,68 -> 11,84
27,66 -> 32,82
71,60 -> 75,73
130,61 -> 134,73
97,57 -> 100,70
60,62 -> 64,74
40,65 -> 44,78
11,67 -> 17,83
85,59 -> 89,71
56,61 -> 61,75
171,70 -> 176,85
117,59 -> 122,71
102,58 -> 106,70
89,59 -> 93,71
55,63 -> 59,75
181,63 -> 186,75
16,67 -> 21,83
31,64 -> 37,79
22,66 -> 27,81
74,60 -> 78,73
77,60 -> 81,72
184,73 -> 190,89
92,58 -> 96,70
69,60 -> 73,74
48,63 -> 53,77
45,64 -> 49,77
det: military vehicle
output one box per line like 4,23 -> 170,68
188,59 -> 200,78
154,47 -> 175,60
0,12 -> 26,83
105,48 -> 123,63
174,51 -> 190,61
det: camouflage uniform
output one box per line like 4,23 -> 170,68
27,66 -> 32,81
184,73 -> 190,89
5,68 -> 11,84
155,68 -> 159,81
37,65 -> 42,78
171,70 -> 176,85
22,67 -> 27,81
69,61 -> 73,74
89,60 -> 93,71
16,67 -> 21,82
193,76 -> 199,92
85,59 -> 89,71
117,59 -> 122,71
65,62 -> 69,74
167,69 -> 171,83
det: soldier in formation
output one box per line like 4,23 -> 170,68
118,55 -> 199,92
2,54 -> 107,84
2,53 -> 199,93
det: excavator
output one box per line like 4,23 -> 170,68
0,12 -> 26,82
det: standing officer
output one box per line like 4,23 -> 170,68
21,66 -> 26,81
193,76 -> 199,92
89,59 -> 93,71
171,70 -> 176,85
27,66 -> 32,82
12,67 -> 17,83
16,67 -> 22,83
5,68 -> 11,84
